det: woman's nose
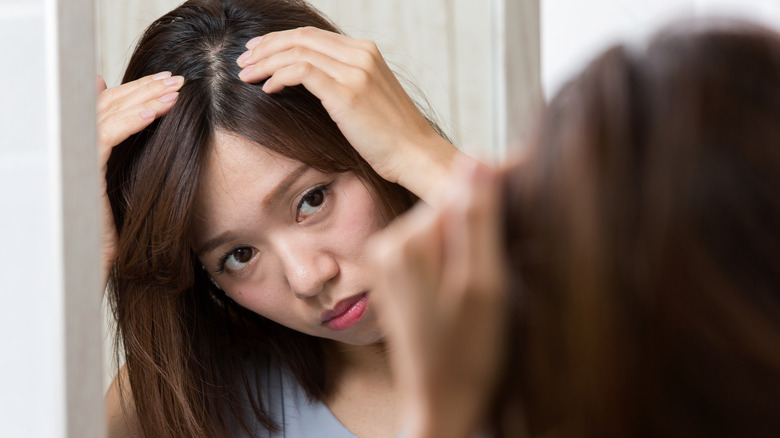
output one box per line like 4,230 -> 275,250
278,246 -> 339,299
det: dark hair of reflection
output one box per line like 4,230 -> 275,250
104,0 -> 426,436
497,20 -> 780,437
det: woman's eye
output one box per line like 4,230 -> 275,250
297,186 -> 328,221
222,247 -> 255,272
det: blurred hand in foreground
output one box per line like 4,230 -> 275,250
370,159 -> 508,438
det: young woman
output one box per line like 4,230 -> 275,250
371,19 -> 780,438
99,0 -> 465,437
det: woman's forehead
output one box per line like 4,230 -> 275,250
192,132 -> 306,222
208,131 -> 299,172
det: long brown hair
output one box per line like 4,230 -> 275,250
499,20 -> 780,437
105,0 -> 421,436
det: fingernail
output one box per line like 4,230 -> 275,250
159,92 -> 178,103
163,76 -> 184,87
262,79 -> 273,93
139,109 -> 155,120
237,50 -> 251,65
152,71 -> 172,80
246,35 -> 263,49
238,64 -> 253,80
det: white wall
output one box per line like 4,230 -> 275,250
542,0 -> 780,98
0,3 -> 63,435
0,0 -> 102,436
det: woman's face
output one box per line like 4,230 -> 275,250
191,131 -> 388,346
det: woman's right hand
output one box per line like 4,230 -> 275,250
96,72 -> 184,288
236,27 -> 466,207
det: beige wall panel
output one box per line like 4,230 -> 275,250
96,0 -> 181,85
309,0 -> 494,159
497,0 -> 542,159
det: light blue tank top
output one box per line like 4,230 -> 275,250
231,359 -> 492,438
233,359 -> 403,437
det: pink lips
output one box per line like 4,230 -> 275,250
321,292 -> 369,331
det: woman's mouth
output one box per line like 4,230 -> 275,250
321,292 -> 369,331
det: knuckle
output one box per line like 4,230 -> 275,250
151,77 -> 169,92
356,49 -> 377,71
258,32 -> 275,46
356,40 -> 381,68
341,89 -> 361,108
290,46 -> 309,58
358,39 -> 379,55
354,69 -> 371,85
97,88 -> 116,107
297,26 -> 317,38
97,122 -> 116,147
351,68 -> 370,87
294,61 -> 314,77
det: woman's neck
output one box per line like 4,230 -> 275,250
323,339 -> 393,384
322,340 -> 404,438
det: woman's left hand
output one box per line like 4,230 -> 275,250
236,26 -> 461,206
369,160 -> 508,438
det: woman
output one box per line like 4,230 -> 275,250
372,19 -> 780,438
99,0 -> 464,436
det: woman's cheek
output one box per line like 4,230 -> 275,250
235,287 -> 292,318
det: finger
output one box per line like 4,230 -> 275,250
97,72 -> 176,114
440,160 -> 504,309
436,161 -> 506,392
238,27 -> 366,69
239,45 -> 356,85
256,60 -> 356,102
369,203 -> 442,321
369,203 -> 443,378
97,92 -> 179,150
98,75 -> 184,124
469,165 -> 505,296
99,71 -> 171,102
96,75 -> 107,94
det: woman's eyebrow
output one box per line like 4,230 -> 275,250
261,163 -> 309,209
196,230 -> 238,257
195,164 -> 310,257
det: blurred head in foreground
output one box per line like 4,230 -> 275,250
500,19 -> 780,437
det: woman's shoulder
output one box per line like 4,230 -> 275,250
105,366 -> 142,438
